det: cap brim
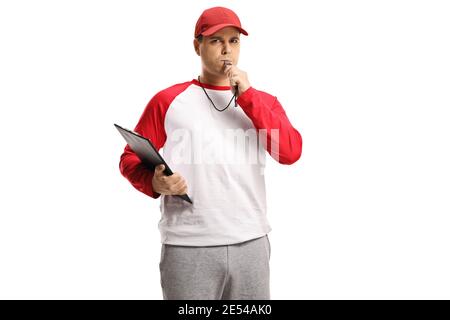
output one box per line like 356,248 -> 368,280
201,23 -> 248,36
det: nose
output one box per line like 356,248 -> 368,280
222,42 -> 232,55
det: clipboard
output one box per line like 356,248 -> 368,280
114,123 -> 193,204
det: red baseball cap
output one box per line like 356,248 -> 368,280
194,6 -> 249,38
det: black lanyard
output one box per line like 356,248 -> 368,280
197,76 -> 237,112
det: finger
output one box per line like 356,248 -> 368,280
165,173 -> 181,186
178,185 -> 188,195
175,183 -> 188,195
168,173 -> 183,184
229,71 -> 239,82
155,164 -> 165,175
171,177 -> 186,189
226,65 -> 235,76
224,63 -> 235,72
170,179 -> 187,194
226,70 -> 235,82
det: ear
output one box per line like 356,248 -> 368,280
193,39 -> 200,56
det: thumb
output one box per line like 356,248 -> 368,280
155,164 -> 165,174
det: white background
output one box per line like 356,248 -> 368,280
1,0 -> 449,299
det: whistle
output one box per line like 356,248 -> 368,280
223,61 -> 238,98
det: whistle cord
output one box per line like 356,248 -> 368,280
197,75 -> 237,112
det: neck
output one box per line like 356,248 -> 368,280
199,70 -> 230,87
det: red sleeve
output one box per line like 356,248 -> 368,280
118,93 -> 168,199
236,87 -> 303,165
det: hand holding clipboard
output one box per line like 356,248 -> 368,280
115,124 -> 192,204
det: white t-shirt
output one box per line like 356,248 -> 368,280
119,78 -> 302,246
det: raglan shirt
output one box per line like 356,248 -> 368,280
119,78 -> 302,246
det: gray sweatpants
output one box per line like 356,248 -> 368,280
159,235 -> 271,300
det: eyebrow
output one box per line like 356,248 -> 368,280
209,36 -> 240,40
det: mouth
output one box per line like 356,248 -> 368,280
221,60 -> 232,65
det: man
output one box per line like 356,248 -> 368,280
119,6 -> 302,300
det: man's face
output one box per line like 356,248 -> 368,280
194,26 -> 241,77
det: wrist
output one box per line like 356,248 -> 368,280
237,84 -> 250,97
